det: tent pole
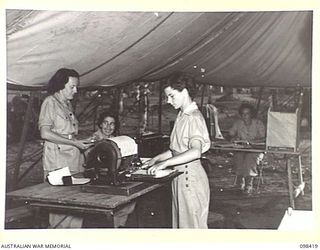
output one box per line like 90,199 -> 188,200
77,91 -> 101,119
92,102 -> 98,132
13,92 -> 35,189
256,87 -> 264,115
92,90 -> 103,132
158,81 -> 163,134
271,89 -> 278,110
114,87 -> 121,134
200,84 -> 206,110
296,88 -> 304,150
295,88 -> 303,110
140,84 -> 149,134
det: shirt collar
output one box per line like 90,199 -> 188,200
181,102 -> 198,115
97,129 -> 113,140
54,92 -> 71,106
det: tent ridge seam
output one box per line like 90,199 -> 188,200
80,12 -> 175,78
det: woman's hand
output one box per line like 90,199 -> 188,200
147,161 -> 168,175
141,156 -> 160,169
41,126 -> 94,151
147,157 -> 159,167
73,139 -> 94,151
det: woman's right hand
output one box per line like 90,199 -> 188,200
148,157 -> 159,166
73,139 -> 94,151
141,157 -> 159,169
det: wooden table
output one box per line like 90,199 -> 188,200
6,182 -> 172,228
210,145 -> 305,209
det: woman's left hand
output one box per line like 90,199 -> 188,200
147,161 -> 168,175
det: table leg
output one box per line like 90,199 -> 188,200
286,156 -> 295,209
33,207 -> 43,229
297,154 -> 305,196
109,212 -> 117,228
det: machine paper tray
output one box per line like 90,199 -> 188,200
126,170 -> 182,183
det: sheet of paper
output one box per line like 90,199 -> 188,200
47,167 -> 71,185
129,169 -> 176,178
108,135 -> 138,157
47,167 -> 90,185
71,177 -> 91,185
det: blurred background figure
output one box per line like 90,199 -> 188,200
229,103 -> 266,194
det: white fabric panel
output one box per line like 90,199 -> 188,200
266,109 -> 299,151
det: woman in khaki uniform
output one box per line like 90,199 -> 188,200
229,103 -> 265,194
147,72 -> 211,228
89,111 -> 135,228
38,68 -> 93,228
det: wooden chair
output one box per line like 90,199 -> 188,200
233,153 -> 265,193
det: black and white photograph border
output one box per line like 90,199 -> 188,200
1,0 -> 319,249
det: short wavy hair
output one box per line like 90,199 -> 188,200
238,103 -> 256,117
47,68 -> 79,95
163,72 -> 197,99
97,111 -> 119,136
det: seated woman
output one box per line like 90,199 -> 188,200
229,103 -> 266,194
92,111 -> 119,140
85,111 -> 135,228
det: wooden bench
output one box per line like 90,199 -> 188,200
5,206 -> 34,224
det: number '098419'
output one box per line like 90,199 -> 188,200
300,244 -> 318,248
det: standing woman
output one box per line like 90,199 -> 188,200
38,68 -> 92,228
147,72 -> 211,228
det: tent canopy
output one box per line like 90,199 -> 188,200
6,10 -> 312,89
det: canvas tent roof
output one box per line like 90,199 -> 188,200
6,10 -> 312,89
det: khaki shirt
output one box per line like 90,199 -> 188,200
170,102 -> 210,155
38,93 -> 83,174
229,118 -> 265,141
93,129 -> 112,140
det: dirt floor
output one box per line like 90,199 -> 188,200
5,90 -> 312,229
206,134 -> 312,229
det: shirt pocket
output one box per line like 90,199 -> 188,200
56,144 -> 78,168
55,109 -> 71,122
58,144 -> 75,152
54,110 -> 75,133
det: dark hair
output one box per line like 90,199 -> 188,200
163,72 -> 197,99
238,103 -> 256,117
97,111 -> 119,136
47,68 -> 79,95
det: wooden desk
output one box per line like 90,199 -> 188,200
210,145 -> 305,209
6,182 -> 172,228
